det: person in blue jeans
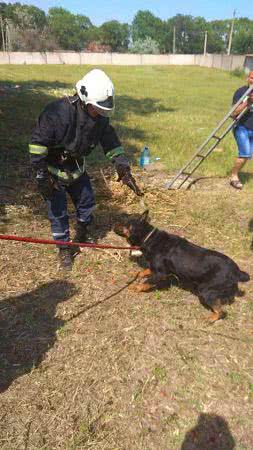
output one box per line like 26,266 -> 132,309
230,70 -> 253,189
29,69 -> 141,270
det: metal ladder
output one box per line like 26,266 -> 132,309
165,84 -> 253,190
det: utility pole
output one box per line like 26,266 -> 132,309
227,9 -> 236,55
203,30 -> 207,55
5,19 -> 11,51
0,15 -> 6,51
173,26 -> 176,54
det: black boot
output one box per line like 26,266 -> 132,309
58,247 -> 73,271
71,222 -> 94,254
74,222 -> 94,243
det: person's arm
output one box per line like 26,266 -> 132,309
29,112 -> 57,200
231,101 -> 248,118
231,89 -> 253,118
99,119 -> 143,196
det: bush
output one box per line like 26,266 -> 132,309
230,67 -> 245,78
129,36 -> 160,54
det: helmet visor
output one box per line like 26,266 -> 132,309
92,104 -> 114,117
96,96 -> 114,109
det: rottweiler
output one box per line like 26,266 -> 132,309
114,210 -> 250,322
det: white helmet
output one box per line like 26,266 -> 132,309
76,69 -> 115,116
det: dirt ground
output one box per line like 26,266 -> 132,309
0,168 -> 253,450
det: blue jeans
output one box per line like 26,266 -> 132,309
234,125 -> 253,158
46,172 -> 95,247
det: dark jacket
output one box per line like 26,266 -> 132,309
29,95 -> 125,183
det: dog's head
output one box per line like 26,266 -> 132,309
114,210 -> 150,246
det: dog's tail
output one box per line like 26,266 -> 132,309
238,270 -> 250,282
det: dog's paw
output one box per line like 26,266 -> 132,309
128,268 -> 152,279
128,270 -> 142,278
207,310 -> 226,324
128,282 -> 154,293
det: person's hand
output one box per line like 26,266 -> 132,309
36,171 -> 58,201
247,94 -> 253,105
116,164 -> 143,196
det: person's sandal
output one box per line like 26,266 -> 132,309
230,180 -> 243,190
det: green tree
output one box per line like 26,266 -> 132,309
167,15 -> 209,54
0,2 -> 46,29
233,29 -> 253,53
11,4 -> 46,29
48,7 -> 92,51
205,25 -> 225,53
99,20 -> 129,51
209,17 -> 253,54
85,25 -> 102,44
0,2 -> 48,50
232,18 -> 253,54
209,19 -> 230,52
132,10 -> 168,52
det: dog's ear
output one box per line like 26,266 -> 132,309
140,210 -> 149,222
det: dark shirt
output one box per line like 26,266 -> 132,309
232,85 -> 253,130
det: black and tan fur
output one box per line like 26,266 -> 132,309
114,211 -> 250,322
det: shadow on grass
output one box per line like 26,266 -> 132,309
181,413 -> 236,450
0,280 -> 78,393
116,94 -> 175,119
0,79 -> 72,90
0,186 -> 17,233
0,79 -> 72,180
66,273 -> 139,323
238,171 -> 253,185
247,217 -> 253,250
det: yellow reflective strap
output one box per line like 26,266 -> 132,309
29,144 -> 48,155
48,165 -> 84,182
106,146 -> 125,160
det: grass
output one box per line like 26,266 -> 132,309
0,65 -> 253,450
0,64 -> 252,178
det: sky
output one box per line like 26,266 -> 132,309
6,0 -> 253,24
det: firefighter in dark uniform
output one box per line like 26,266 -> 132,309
29,69 -> 141,270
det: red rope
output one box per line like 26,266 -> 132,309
0,234 -> 140,251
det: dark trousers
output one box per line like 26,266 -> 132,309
46,172 -> 95,247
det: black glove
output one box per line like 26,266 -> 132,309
36,170 -> 56,201
116,164 -> 143,196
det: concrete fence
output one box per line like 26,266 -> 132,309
0,51 -> 250,71
195,54 -> 246,71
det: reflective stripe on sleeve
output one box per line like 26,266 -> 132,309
29,144 -> 48,155
106,146 -> 125,160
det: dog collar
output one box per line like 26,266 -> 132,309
142,228 -> 157,244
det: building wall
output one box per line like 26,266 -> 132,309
244,56 -> 253,72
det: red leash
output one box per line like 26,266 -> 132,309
0,234 -> 140,251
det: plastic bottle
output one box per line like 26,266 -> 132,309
140,146 -> 151,168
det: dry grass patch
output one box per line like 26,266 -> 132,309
1,64 -> 253,449
1,169 -> 253,450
